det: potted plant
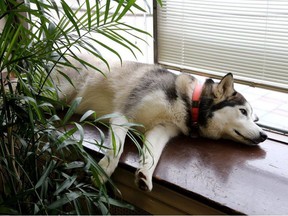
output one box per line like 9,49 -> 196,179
0,0 -> 161,214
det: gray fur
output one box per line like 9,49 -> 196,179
124,68 -> 178,114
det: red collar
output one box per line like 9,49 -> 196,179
191,82 -> 203,123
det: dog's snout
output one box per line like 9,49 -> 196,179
260,131 -> 268,142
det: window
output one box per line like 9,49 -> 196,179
156,0 -> 288,92
155,0 -> 288,135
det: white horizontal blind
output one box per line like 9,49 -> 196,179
157,0 -> 288,91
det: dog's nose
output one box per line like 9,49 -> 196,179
259,131 -> 268,142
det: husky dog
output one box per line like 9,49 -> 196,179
53,54 -> 267,191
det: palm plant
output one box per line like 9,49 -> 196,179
0,0 -> 161,214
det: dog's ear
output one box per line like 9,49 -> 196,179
214,73 -> 235,98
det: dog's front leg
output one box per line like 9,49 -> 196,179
97,113 -> 129,183
135,124 -> 180,191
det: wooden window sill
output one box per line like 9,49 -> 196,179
72,115 -> 288,215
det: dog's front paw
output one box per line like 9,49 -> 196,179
135,169 -> 153,192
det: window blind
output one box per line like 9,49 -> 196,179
156,0 -> 288,91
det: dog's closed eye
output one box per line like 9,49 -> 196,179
239,108 -> 247,116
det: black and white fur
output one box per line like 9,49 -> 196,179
53,54 -> 267,191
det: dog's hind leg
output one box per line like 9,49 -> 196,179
135,124 -> 180,191
97,113 -> 129,183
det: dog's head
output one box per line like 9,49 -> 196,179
198,73 -> 267,145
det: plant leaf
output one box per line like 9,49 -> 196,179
62,97 -> 82,125
115,0 -> 136,22
48,191 -> 82,209
35,160 -> 56,189
103,0 -> 110,24
64,161 -> 85,170
111,0 -> 124,22
53,175 -> 77,196
61,0 -> 80,36
85,0 -> 91,30
80,110 -> 96,122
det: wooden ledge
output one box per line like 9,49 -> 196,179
77,116 -> 288,215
